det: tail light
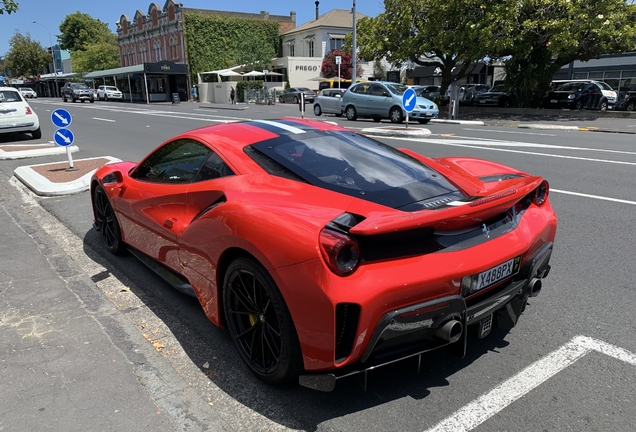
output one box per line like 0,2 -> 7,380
533,180 -> 549,206
319,228 -> 360,276
25,107 -> 33,115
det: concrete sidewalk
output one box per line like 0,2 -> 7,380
0,179 -> 231,431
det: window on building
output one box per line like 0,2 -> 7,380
308,40 -> 314,57
140,45 -> 147,63
329,35 -> 345,52
154,41 -> 162,62
170,37 -> 178,60
289,43 -> 295,57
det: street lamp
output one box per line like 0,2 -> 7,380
32,20 -> 59,98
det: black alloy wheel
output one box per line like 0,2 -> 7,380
599,100 -> 608,112
575,100 -> 584,110
390,106 -> 404,123
627,102 -> 635,111
223,258 -> 302,384
93,185 -> 126,254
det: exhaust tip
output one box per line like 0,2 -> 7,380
528,278 -> 542,297
434,320 -> 463,343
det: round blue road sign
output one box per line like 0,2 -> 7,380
53,128 -> 75,147
51,109 -> 72,128
402,88 -> 417,113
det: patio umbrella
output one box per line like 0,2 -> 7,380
243,70 -> 265,76
219,70 -> 243,77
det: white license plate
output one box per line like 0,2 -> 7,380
477,257 -> 521,290
550,99 -> 558,103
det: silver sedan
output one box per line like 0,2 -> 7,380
313,89 -> 345,116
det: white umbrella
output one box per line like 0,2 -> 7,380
219,70 -> 243,77
243,70 -> 265,76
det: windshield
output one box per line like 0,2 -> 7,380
386,83 -> 409,95
106,87 -> 118,91
489,84 -> 507,92
19,88 -> 30,91
596,82 -> 613,91
555,82 -> 585,91
249,131 -> 461,210
71,83 -> 89,89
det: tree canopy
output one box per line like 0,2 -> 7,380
58,11 -> 117,53
321,50 -> 363,80
354,0 -> 636,106
4,31 -> 51,77
0,0 -> 18,15
70,40 -> 120,73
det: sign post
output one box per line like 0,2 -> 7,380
51,109 -> 77,171
335,56 -> 342,88
401,87 -> 417,129
298,92 -> 305,119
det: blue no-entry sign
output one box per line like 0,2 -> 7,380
402,88 -> 417,113
54,128 -> 75,147
51,109 -> 72,128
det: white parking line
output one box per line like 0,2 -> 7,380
425,336 -> 636,432
551,189 -> 636,206
92,117 -> 116,122
462,128 -> 558,136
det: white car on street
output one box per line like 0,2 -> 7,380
19,87 -> 37,98
96,85 -> 123,101
0,87 -> 41,139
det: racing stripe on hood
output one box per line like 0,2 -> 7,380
251,120 -> 307,135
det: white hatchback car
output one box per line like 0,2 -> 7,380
96,85 -> 123,101
0,87 -> 41,139
19,87 -> 37,98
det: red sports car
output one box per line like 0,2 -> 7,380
91,119 -> 557,391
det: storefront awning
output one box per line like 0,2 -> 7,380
328,34 -> 345,39
84,65 -> 144,79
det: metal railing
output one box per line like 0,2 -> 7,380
243,88 -> 277,105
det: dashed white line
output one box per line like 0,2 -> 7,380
462,128 -> 558,136
92,117 -> 116,122
425,336 -> 636,432
551,189 -> 636,206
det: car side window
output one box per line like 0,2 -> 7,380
132,139 -> 211,183
195,152 -> 235,182
370,84 -> 387,96
350,85 -> 365,94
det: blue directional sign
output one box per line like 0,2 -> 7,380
402,88 -> 417,113
51,109 -> 72,128
53,128 -> 75,147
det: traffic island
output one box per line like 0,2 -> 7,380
14,156 -> 121,196
361,126 -> 432,138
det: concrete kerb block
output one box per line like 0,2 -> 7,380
0,144 -> 79,160
361,126 -> 432,138
518,123 -> 580,131
13,156 -> 122,197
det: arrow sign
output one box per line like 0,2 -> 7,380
51,109 -> 72,128
402,87 -> 417,113
53,128 -> 74,147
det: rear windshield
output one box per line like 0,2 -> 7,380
0,90 -> 22,102
248,131 -> 461,210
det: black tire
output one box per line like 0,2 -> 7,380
31,127 -> 42,139
627,102 -> 635,112
90,99 -> 94,103
389,107 -> 404,123
62,95 -> 66,102
575,100 -> 584,110
345,105 -> 357,121
279,96 -> 284,103
223,257 -> 303,384
599,100 -> 608,112
372,117 -> 381,123
313,104 -> 322,116
105,95 -> 108,101
293,96 -> 298,104
418,119 -> 431,124
501,99 -> 511,108
92,185 -> 126,254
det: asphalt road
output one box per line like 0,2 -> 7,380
2,98 -> 635,431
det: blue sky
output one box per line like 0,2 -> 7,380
0,0 -> 384,56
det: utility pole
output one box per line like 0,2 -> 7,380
32,21 -> 59,98
351,1 -> 356,84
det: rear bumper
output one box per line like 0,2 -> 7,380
298,242 -> 553,391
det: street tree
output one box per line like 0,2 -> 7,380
58,12 -> 117,53
321,49 -> 363,80
71,40 -> 120,73
0,0 -> 18,15
234,34 -> 277,72
353,0 -> 498,96
4,31 -> 51,77
493,0 -> 636,106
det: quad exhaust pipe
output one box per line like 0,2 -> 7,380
434,319 -> 463,343
528,278 -> 542,297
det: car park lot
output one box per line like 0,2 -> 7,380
1,98 -> 635,431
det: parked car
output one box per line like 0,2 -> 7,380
91,119 -> 557,390
458,84 -> 490,105
412,85 -> 441,100
97,85 -> 123,101
0,86 -> 41,139
19,87 -> 37,99
312,88 -> 345,116
474,84 -> 514,107
279,87 -> 317,104
552,80 -> 617,108
61,82 -> 95,103
544,81 -> 608,111
341,81 -> 439,124
614,85 -> 636,111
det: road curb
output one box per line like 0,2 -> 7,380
13,156 -> 121,196
361,126 -> 432,137
517,123 -> 580,131
430,119 -> 485,126
0,144 -> 79,160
